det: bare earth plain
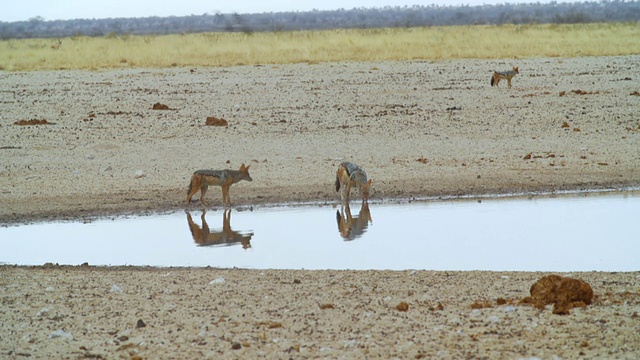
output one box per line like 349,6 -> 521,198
1,56 -> 639,358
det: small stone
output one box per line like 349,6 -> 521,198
231,342 -> 242,350
152,102 -> 170,110
110,284 -> 123,293
49,329 -> 73,340
205,116 -> 228,126
209,277 -> 225,285
396,302 -> 409,312
136,319 -> 146,328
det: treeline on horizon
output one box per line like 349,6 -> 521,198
2,0 -> 639,39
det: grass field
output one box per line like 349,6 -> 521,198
1,22 -> 639,71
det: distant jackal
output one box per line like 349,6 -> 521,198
491,66 -> 519,89
335,162 -> 372,203
186,163 -> 252,206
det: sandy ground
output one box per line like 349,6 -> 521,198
1,56 -> 640,358
1,56 -> 639,223
0,267 -> 638,359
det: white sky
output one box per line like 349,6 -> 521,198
3,0 -> 580,22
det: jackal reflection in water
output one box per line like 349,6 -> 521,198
186,210 -> 253,249
336,202 -> 373,241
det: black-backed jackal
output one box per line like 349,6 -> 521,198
51,40 -> 62,50
491,66 -> 519,89
186,163 -> 252,206
335,162 -> 372,203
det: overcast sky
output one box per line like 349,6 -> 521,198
3,0 -> 579,22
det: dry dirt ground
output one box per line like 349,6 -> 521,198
1,56 -> 639,223
1,56 -> 639,358
1,267 -> 639,359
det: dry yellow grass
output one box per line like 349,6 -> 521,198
1,23 -> 639,71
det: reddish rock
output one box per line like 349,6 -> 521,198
14,119 -> 53,126
396,301 -> 409,312
152,102 -> 171,110
205,116 -> 228,126
526,275 -> 593,315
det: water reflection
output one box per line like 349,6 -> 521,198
186,210 -> 253,249
1,191 -> 639,270
336,202 -> 373,241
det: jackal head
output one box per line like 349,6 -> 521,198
239,163 -> 253,182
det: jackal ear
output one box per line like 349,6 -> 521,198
239,163 -> 246,170
367,179 -> 372,186
514,66 -> 519,72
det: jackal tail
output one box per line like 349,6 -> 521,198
335,163 -> 348,192
491,70 -> 501,87
187,173 -> 199,195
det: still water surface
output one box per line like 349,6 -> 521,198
1,191 -> 638,271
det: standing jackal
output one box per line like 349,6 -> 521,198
335,162 -> 372,203
491,66 -> 519,89
186,164 -> 252,206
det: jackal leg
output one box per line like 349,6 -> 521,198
201,211 -> 211,232
186,187 -> 198,205
344,182 -> 353,203
199,184 -> 210,206
186,177 -> 200,205
221,185 -> 231,206
338,179 -> 347,203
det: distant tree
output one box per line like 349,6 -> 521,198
2,1 -> 640,39
553,11 -> 592,23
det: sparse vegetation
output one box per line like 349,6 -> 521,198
1,23 -> 639,71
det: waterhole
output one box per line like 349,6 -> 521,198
1,191 -> 638,271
